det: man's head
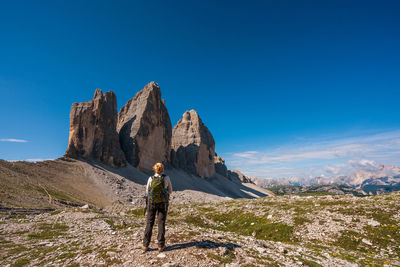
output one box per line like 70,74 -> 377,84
153,163 -> 164,174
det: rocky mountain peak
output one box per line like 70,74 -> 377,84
228,169 -> 253,183
63,82 -> 242,182
93,89 -> 103,99
65,89 -> 126,168
173,110 -> 214,147
171,110 -> 216,178
117,82 -> 172,173
214,153 -> 228,178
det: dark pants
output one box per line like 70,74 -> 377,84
143,202 -> 168,247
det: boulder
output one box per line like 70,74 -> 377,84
214,153 -> 228,178
171,110 -> 216,178
65,89 -> 126,168
228,169 -> 252,183
117,82 -> 172,173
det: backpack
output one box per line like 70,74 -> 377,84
150,174 -> 167,204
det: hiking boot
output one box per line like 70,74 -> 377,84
158,245 -> 166,252
142,245 -> 149,252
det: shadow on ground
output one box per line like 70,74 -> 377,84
87,159 -> 269,199
165,240 -> 241,251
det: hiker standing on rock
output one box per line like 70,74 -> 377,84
143,163 -> 172,252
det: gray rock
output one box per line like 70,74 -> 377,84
362,238 -> 373,246
157,253 -> 167,258
117,82 -> 172,173
367,219 -> 381,227
65,89 -> 126,168
214,153 -> 228,178
171,110 -> 216,178
255,247 -> 266,254
228,169 -> 252,183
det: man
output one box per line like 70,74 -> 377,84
142,163 -> 172,252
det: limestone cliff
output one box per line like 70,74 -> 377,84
117,82 -> 172,173
65,89 -> 126,168
171,110 -> 216,178
214,153 -> 228,178
229,169 -> 253,183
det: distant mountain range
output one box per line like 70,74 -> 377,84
251,164 -> 400,195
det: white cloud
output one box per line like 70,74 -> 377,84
0,138 -> 28,143
231,143 -> 367,165
232,151 -> 259,159
324,166 -> 341,175
225,129 -> 400,178
348,159 -> 381,172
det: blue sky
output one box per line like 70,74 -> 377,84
1,0 -> 399,178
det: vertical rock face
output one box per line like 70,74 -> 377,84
214,153 -> 228,178
65,89 -> 126,168
171,110 -> 216,178
117,82 -> 172,173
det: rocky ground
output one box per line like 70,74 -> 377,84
264,184 -> 367,196
1,192 -> 399,266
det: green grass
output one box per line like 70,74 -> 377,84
318,200 -> 349,206
127,208 -> 145,218
98,248 -> 122,265
25,246 -> 60,263
185,211 -> 295,243
206,249 -> 234,264
167,210 -> 180,217
198,206 -> 217,213
11,258 -> 31,267
82,246 -> 94,254
296,192 -> 336,196
56,252 -> 76,260
184,215 -> 209,228
369,210 -> 396,225
297,256 -> 322,267
332,252 -> 358,263
364,224 -> 400,256
36,187 -> 76,203
336,206 -> 366,216
294,216 -> 312,225
39,222 -> 69,231
28,223 -> 69,239
7,245 -> 28,255
50,210 -> 62,216
333,230 -> 365,252
104,218 -> 139,230
0,236 -> 13,244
